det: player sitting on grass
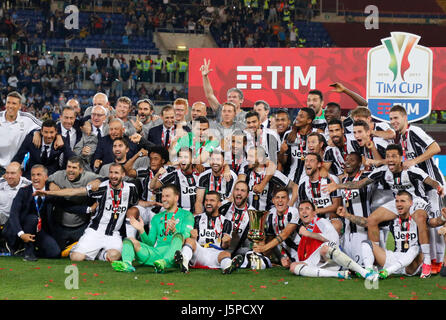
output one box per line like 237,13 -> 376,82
289,200 -> 379,281
174,191 -> 244,274
360,190 -> 446,279
111,184 -> 194,273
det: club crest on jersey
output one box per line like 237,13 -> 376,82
367,32 -> 433,123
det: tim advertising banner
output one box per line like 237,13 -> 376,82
188,33 -> 446,122
367,32 -> 433,123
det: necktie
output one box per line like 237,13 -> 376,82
165,128 -> 170,148
65,129 -> 72,148
41,145 -> 49,163
37,196 -> 43,208
97,128 -> 102,139
36,196 -> 43,232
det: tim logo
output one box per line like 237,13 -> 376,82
236,65 -> 316,91
367,32 -> 433,123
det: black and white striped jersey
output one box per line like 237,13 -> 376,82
246,128 -> 280,164
344,118 -> 393,137
265,206 -> 301,258
341,172 -> 374,234
159,168 -> 199,213
347,136 -> 388,160
197,168 -> 237,201
219,200 -> 251,255
312,116 -> 327,132
389,216 -> 419,253
136,165 -> 175,213
228,155 -> 247,175
367,165 -> 430,199
194,212 -> 233,247
346,135 -> 388,171
395,125 -> 445,189
239,164 -> 290,211
281,128 -> 318,184
323,135 -> 355,176
298,174 -> 341,213
86,180 -> 139,236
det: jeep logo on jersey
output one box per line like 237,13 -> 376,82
394,231 -> 417,241
291,149 -> 306,158
367,32 -> 433,123
182,186 -> 197,194
313,198 -> 330,207
105,204 -> 127,214
249,186 -> 268,196
200,229 -> 220,239
342,190 -> 360,199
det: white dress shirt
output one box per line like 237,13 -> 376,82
61,125 -> 76,150
0,176 -> 32,225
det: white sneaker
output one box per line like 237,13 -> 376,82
174,250 -> 189,273
365,269 -> 379,282
337,270 -> 351,280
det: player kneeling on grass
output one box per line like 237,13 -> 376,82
289,200 -> 378,280
361,190 -> 446,279
253,186 -> 300,267
174,191 -> 244,274
112,184 -> 194,273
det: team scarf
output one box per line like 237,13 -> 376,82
297,218 -> 324,261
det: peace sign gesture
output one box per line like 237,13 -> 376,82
130,115 -> 143,133
200,58 -> 212,76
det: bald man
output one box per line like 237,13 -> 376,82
83,92 -> 116,118
188,101 -> 217,131
0,162 -> 31,227
66,99 -> 81,118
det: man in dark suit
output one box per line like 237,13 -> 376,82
58,105 -> 82,151
147,105 -> 190,150
91,118 -> 139,172
3,164 -> 60,261
12,119 -> 74,179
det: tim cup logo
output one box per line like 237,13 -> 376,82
367,32 -> 433,123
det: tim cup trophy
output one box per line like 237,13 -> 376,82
247,209 -> 268,270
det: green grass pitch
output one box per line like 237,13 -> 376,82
0,256 -> 446,300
